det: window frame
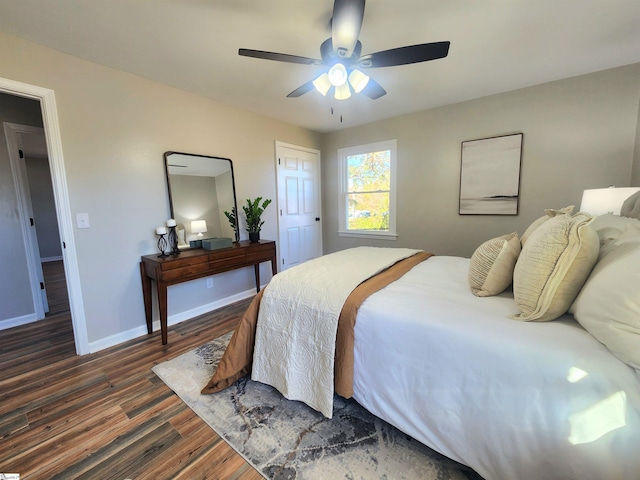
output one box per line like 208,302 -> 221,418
337,139 -> 397,240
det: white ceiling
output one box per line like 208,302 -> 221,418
1,0 -> 640,133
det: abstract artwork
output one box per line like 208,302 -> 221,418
459,133 -> 523,215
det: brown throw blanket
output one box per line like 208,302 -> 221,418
202,251 -> 433,397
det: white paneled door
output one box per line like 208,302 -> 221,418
275,142 -> 322,271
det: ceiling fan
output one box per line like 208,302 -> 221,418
238,0 -> 450,101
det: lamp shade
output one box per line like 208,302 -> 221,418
334,83 -> 351,100
191,219 -> 207,237
312,73 -> 332,96
327,63 -> 348,87
348,69 -> 369,93
580,187 -> 640,215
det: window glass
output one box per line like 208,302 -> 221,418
338,140 -> 396,239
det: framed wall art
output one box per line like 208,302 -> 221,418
459,133 -> 523,215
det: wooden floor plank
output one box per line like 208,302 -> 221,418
47,401 -> 186,480
134,423 -> 224,480
0,287 -> 258,479
2,404 -> 127,476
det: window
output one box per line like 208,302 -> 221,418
338,139 -> 397,239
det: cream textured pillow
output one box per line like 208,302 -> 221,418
510,212 -> 599,322
469,232 -> 520,297
569,217 -> 640,369
520,205 -> 574,247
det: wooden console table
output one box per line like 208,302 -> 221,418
140,240 -> 277,344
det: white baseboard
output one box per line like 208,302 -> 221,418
42,256 -> 64,263
87,287 -> 261,353
0,313 -> 40,331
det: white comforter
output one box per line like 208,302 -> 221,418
251,246 -> 421,418
353,256 -> 640,480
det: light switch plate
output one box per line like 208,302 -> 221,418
76,212 -> 90,229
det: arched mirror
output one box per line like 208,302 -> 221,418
164,151 -> 239,246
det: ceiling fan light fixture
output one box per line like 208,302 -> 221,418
312,73 -> 332,96
334,82 -> 351,100
327,63 -> 348,87
348,69 -> 369,93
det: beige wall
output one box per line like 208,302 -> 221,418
322,63 -> 640,257
0,31 -> 321,347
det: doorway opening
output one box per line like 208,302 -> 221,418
0,77 -> 88,354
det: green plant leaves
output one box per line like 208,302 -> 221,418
242,197 -> 272,232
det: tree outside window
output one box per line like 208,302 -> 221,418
338,140 -> 397,239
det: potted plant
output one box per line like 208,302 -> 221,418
243,197 -> 272,242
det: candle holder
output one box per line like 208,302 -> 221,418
157,233 -> 168,258
167,225 -> 180,256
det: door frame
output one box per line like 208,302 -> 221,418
274,141 -> 323,269
0,76 -> 89,355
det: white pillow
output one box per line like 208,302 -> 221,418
570,215 -> 640,369
620,191 -> 640,220
588,213 -> 638,258
511,212 -> 599,322
468,232 -> 520,297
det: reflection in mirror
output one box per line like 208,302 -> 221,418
164,151 -> 239,246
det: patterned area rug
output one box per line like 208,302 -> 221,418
153,332 -> 483,480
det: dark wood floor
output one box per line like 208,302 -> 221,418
42,260 -> 71,317
0,263 -> 261,479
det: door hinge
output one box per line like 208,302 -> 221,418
30,217 -> 35,226
280,209 -> 283,216
40,282 -> 45,290
19,149 -> 24,159
278,157 -> 281,165
63,241 -> 66,248
282,258 -> 285,265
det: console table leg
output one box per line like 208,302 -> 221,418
254,264 -> 260,293
153,264 -> 169,345
140,262 -> 153,335
157,281 -> 168,345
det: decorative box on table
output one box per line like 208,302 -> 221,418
202,237 -> 233,250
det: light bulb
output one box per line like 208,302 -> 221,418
328,63 -> 348,87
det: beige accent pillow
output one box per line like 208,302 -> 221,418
569,217 -> 640,369
469,232 -> 521,297
510,212 -> 599,322
520,205 -> 574,247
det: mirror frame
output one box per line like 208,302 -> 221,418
164,151 -> 240,243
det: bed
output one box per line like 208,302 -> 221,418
202,209 -> 640,480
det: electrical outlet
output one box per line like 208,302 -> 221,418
206,278 -> 214,289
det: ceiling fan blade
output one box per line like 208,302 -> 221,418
239,48 -> 323,66
331,0 -> 365,58
360,77 -> 386,99
358,41 -> 450,68
286,80 -> 316,98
